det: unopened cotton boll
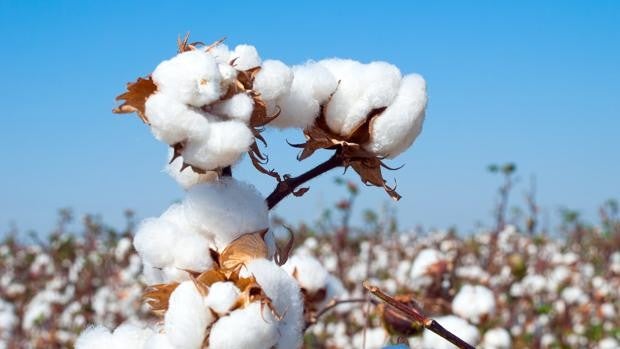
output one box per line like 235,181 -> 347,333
482,327 -> 512,349
231,44 -> 261,70
145,93 -> 209,145
182,119 -> 254,171
164,281 -> 214,349
152,50 -> 224,107
365,74 -> 427,158
253,60 -> 293,101
211,93 -> 254,122
209,302 -> 278,349
205,282 -> 240,315
423,315 -> 479,349
165,153 -> 217,190
452,284 -> 496,324
184,178 -> 269,250
241,259 -> 304,349
320,59 -> 401,136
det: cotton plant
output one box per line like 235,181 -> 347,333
76,35 -> 431,349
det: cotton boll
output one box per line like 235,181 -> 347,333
270,85 -> 320,129
143,333 -> 175,349
145,93 -> 209,145
112,323 -> 154,348
411,248 -> 446,279
218,63 -> 238,84
320,59 -> 401,136
482,327 -> 512,349
208,44 -> 231,64
423,315 -> 479,349
205,282 -> 240,315
164,281 -> 213,349
133,217 -> 179,268
211,93 -> 254,122
75,326 -> 115,349
231,44 -> 261,70
242,259 -> 304,349
173,231 -> 212,272
293,62 -> 339,104
253,60 -> 293,101
209,302 -> 279,349
452,284 -> 496,324
152,50 -> 224,107
365,74 -> 427,158
283,254 -> 329,294
184,178 -> 269,250
165,153 -> 217,190
182,120 -> 254,171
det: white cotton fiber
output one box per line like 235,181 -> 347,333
270,83 -> 319,129
184,178 -> 269,250
209,302 -> 278,349
182,119 -> 254,171
164,281 -> 214,349
293,62 -> 339,104
133,217 -> 180,268
204,281 -> 240,315
231,44 -> 261,70
423,315 -> 479,349
211,93 -> 254,122
482,327 -> 512,349
218,63 -> 238,84
165,152 -> 217,190
143,333 -> 175,349
111,323 -> 154,348
75,326 -> 114,349
208,44 -> 231,64
452,284 -> 496,324
242,259 -> 304,349
411,248 -> 445,279
320,59 -> 401,136
365,73 -> 427,158
145,93 -> 209,145
173,231 -> 212,272
152,50 -> 224,107
253,60 -> 293,101
283,254 -> 329,294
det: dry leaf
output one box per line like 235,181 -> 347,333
219,229 -> 269,271
113,77 -> 157,123
143,282 -> 179,316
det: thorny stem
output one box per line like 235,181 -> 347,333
266,151 -> 345,209
363,282 -> 476,349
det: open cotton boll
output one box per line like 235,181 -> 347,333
292,62 -> 339,104
218,63 -> 238,84
423,315 -> 479,349
208,44 -> 231,64
165,153 -> 217,190
253,60 -> 293,101
173,231 -> 212,272
209,302 -> 279,349
184,178 -> 269,250
75,326 -> 115,349
164,281 -> 213,349
365,74 -> 427,158
230,44 -> 261,70
283,254 -> 329,294
452,284 -> 496,324
211,93 -> 254,122
182,119 -> 254,171
152,50 -> 224,107
320,59 -> 401,136
242,259 -> 304,349
482,327 -> 512,349
411,248 -> 446,279
111,323 -> 155,348
270,85 -> 319,129
145,93 -> 209,145
133,217 -> 180,268
204,282 -> 240,315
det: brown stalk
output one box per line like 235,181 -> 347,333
363,282 -> 476,349
266,150 -> 345,210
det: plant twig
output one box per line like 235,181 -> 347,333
305,298 -> 369,330
266,151 -> 345,209
363,282 -> 476,349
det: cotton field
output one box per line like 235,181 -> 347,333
0,202 -> 618,348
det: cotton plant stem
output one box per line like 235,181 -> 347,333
304,298 -> 369,330
363,282 -> 476,349
266,151 -> 345,209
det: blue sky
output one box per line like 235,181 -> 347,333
0,0 -> 618,235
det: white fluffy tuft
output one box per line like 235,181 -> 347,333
164,281 -> 214,348
209,302 -> 278,349
230,45 -> 261,70
211,93 -> 254,122
205,282 -> 240,315
145,93 -> 208,145
253,60 -> 293,101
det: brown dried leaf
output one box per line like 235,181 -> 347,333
219,229 -> 269,271
196,269 -> 228,287
350,158 -> 401,201
274,226 -> 295,266
143,283 -> 179,315
113,76 -> 157,123
248,142 -> 281,182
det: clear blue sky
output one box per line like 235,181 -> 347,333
1,0 -> 618,235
